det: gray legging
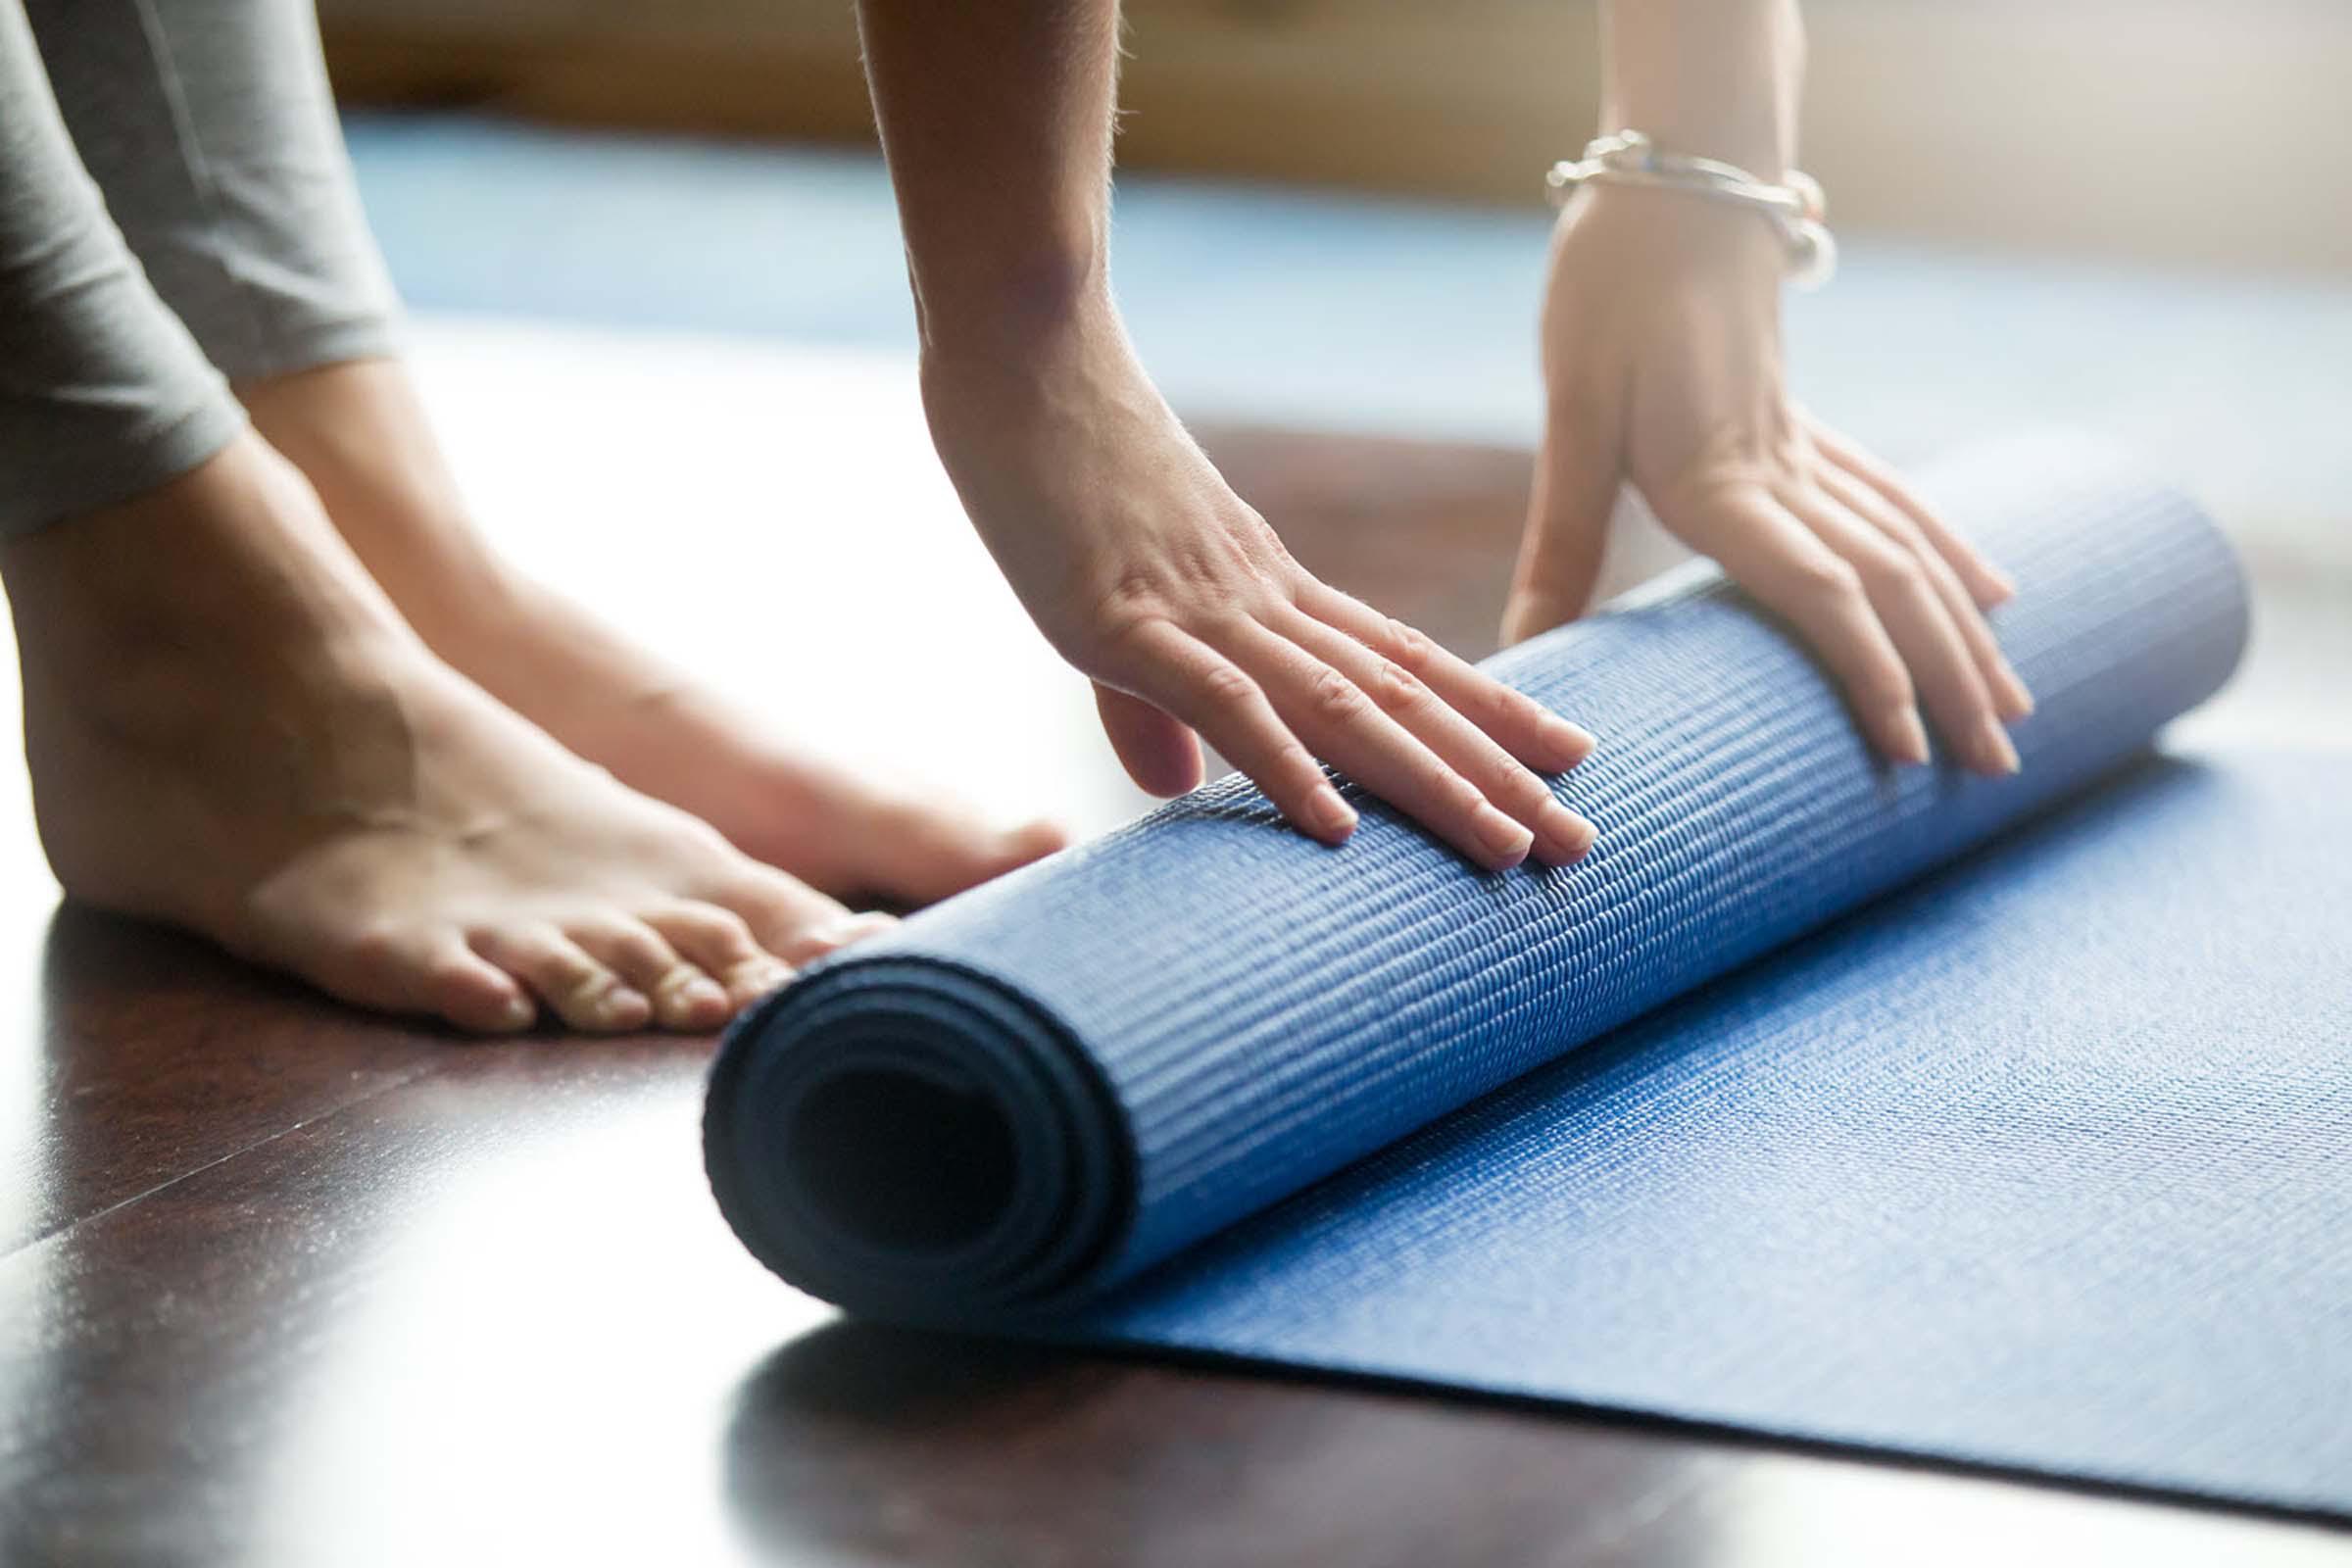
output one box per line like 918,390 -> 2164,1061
0,0 -> 396,535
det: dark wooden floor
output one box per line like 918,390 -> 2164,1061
2,335 -> 2346,1566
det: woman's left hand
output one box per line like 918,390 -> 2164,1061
1504,183 -> 2034,774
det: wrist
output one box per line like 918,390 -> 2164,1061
1571,182 -> 1790,284
916,276 -> 1128,412
909,237 -> 1113,366
1599,113 -> 1790,185
1599,0 -> 1802,179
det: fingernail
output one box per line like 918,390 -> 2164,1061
1475,806 -> 1535,865
1977,719 -> 2022,776
679,976 -> 730,1015
1539,714 -> 1596,767
1539,803 -> 1597,864
1997,662 -> 2035,719
1313,786 -> 1358,841
1984,569 -> 2018,605
1889,709 -> 1933,766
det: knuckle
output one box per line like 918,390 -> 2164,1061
1484,683 -> 1541,732
1369,658 -> 1434,716
1307,664 -> 1366,725
1855,545 -> 1925,601
1098,569 -> 1163,617
1793,554 -> 1864,602
1382,616 -> 1436,670
1195,660 -> 1261,710
1088,601 -> 1164,662
1420,757 -> 1477,812
1494,762 -> 1554,815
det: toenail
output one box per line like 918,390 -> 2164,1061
494,994 -> 536,1030
805,916 -> 862,951
737,959 -> 796,997
678,976 -> 728,1013
596,987 -> 650,1026
834,910 -> 898,942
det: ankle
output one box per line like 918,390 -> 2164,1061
3,434 -> 414,705
242,359 -> 512,641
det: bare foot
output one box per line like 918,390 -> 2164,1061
0,434 -> 893,1035
243,360 -> 1067,908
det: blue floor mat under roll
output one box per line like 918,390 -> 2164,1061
706,437 -> 2351,1517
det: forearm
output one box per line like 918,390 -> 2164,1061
854,0 -> 1121,359
1600,0 -> 1803,176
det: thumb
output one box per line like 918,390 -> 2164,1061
1503,389 -> 1623,646
1093,681 -> 1204,798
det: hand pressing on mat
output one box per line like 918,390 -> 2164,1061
1503,0 -> 2033,775
922,314 -> 1597,870
858,0 -> 1595,869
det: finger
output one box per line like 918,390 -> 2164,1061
1297,582 -> 1595,774
1108,619 -> 1359,845
1804,417 -> 2015,608
1816,463 -> 2034,720
1783,485 -> 2020,776
1673,485 -> 1931,766
568,914 -> 732,1032
468,924 -> 652,1033
1504,384 -> 1624,645
645,902 -> 795,1010
1275,605 -> 1595,865
1093,680 -> 1204,797
1211,617 -> 1536,871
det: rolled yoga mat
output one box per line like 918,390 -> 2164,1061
708,438 -> 2352,1517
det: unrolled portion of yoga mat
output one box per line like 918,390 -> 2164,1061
705,437 -> 2346,1511
1073,746 -> 2350,1516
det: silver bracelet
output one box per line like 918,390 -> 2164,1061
1544,129 -> 1837,289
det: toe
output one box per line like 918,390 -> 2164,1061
795,908 -> 899,963
469,924 -> 652,1033
317,922 -> 536,1035
421,948 -> 539,1034
714,867 -> 900,967
863,805 -> 1068,906
643,903 -> 795,1010
569,915 -> 732,1033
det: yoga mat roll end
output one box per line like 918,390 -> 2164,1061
705,958 -> 1130,1318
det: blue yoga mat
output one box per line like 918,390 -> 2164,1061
707,438 -> 2352,1517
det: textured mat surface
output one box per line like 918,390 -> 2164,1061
707,439 -> 2351,1513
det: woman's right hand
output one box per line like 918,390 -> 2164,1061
1508,184 -> 2033,773
920,309 -> 1598,872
